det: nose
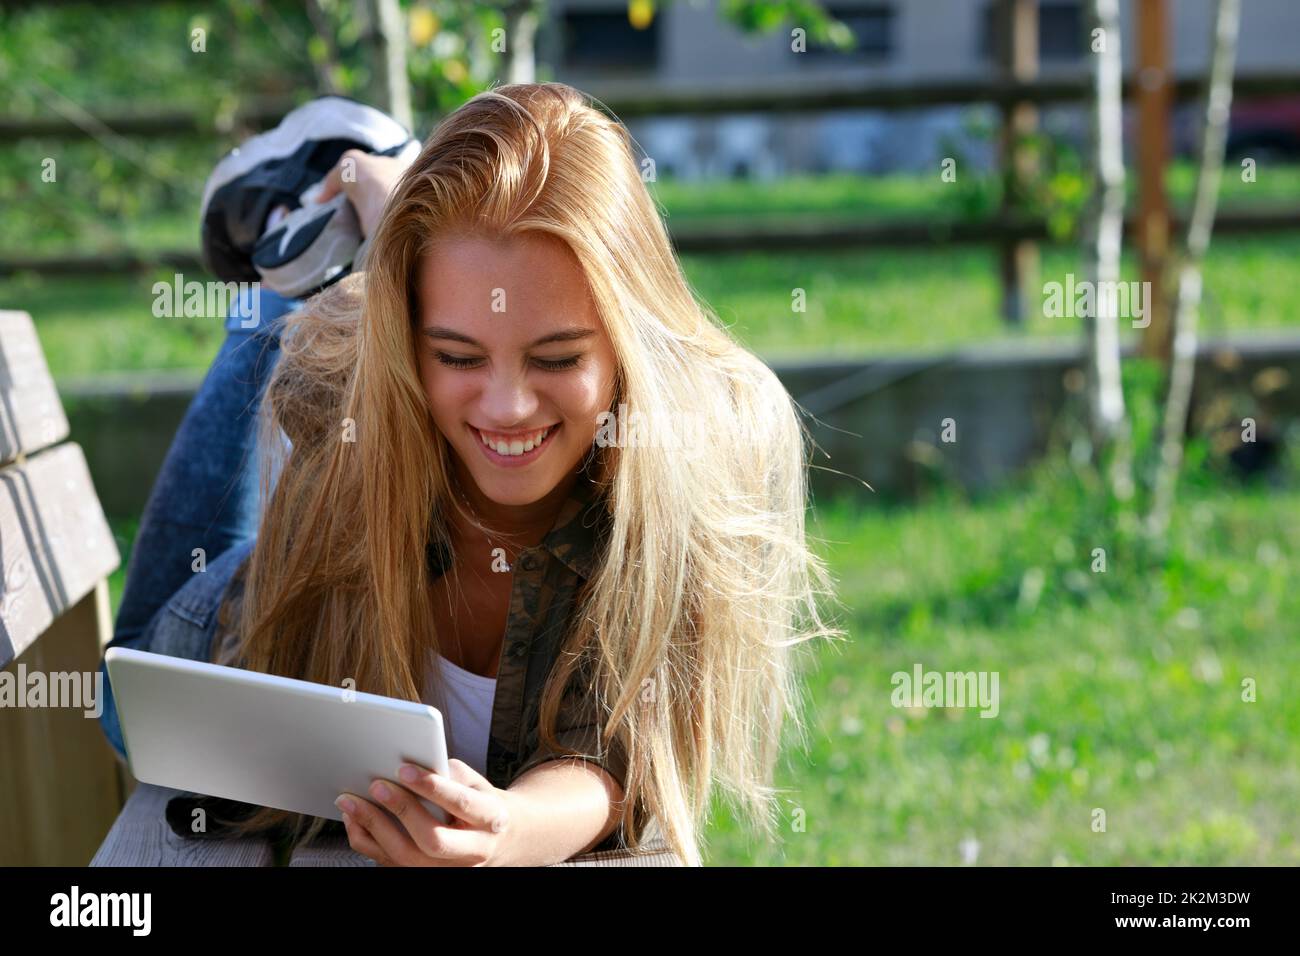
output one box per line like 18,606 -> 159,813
477,365 -> 539,427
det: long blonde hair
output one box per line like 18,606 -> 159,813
230,82 -> 844,865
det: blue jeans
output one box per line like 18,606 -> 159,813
98,287 -> 300,760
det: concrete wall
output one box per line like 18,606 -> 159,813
550,0 -> 1300,86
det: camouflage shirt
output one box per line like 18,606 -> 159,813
211,472 -> 651,853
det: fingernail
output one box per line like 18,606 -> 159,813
335,795 -> 356,814
398,765 -> 419,784
372,782 -> 392,802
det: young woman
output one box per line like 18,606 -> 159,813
101,82 -> 842,867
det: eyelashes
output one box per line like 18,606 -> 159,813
432,352 -> 581,372
434,353 -> 479,369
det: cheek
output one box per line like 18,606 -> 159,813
419,362 -> 471,427
557,365 -> 614,434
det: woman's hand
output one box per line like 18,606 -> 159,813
316,149 -> 411,238
335,759 -> 518,867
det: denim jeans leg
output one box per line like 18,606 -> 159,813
99,285 -> 300,756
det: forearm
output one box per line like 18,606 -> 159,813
494,758 -> 625,866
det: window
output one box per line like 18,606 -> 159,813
560,10 -> 659,71
979,1 -> 1085,63
802,5 -> 895,61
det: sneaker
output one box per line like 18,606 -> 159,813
200,95 -> 418,297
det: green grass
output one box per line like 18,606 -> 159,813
701,470 -> 1300,865
103,462 -> 1300,866
650,162 -> 1300,222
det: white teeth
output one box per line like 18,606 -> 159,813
478,426 -> 551,457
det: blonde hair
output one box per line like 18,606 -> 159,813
230,83 -> 844,865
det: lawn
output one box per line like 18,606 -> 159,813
102,455 -> 1300,866
702,466 -> 1300,865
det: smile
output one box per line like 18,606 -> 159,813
471,423 -> 560,464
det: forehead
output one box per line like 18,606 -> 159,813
416,233 -> 599,332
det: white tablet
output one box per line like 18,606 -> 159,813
105,646 -> 451,824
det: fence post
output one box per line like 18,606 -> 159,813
996,0 -> 1041,327
1137,0 -> 1173,360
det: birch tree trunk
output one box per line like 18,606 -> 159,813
502,1 -> 541,85
1082,0 -> 1132,499
359,0 -> 414,132
1147,0 -> 1241,539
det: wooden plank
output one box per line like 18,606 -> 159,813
0,582 -> 123,865
285,831 -> 684,866
0,310 -> 69,464
550,835 -> 686,867
90,784 -> 276,866
0,442 -> 120,668
289,834 -> 376,867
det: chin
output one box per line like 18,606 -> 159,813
462,458 -> 565,506
476,479 -> 550,506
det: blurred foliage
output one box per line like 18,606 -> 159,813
941,117 -> 1091,239
718,0 -> 853,50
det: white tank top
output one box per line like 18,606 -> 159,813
423,653 -> 497,779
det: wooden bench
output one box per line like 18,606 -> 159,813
92,783 -> 686,866
0,309 -> 123,866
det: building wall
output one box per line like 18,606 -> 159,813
540,0 -> 1300,177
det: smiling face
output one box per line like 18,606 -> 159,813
415,233 -> 618,508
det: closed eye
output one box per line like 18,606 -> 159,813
434,352 -> 482,369
432,351 -> 582,372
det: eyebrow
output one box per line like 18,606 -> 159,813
421,327 -> 596,349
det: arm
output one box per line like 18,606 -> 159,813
334,755 -> 628,867
496,757 -> 626,866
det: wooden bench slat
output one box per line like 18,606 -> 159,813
90,783 -> 276,866
0,441 -> 120,668
92,784 -> 685,866
0,310 -> 69,465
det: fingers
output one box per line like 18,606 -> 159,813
315,148 -> 363,203
396,762 -> 508,833
368,776 -> 490,863
336,793 -> 424,866
446,757 -> 496,791
340,811 -> 392,866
